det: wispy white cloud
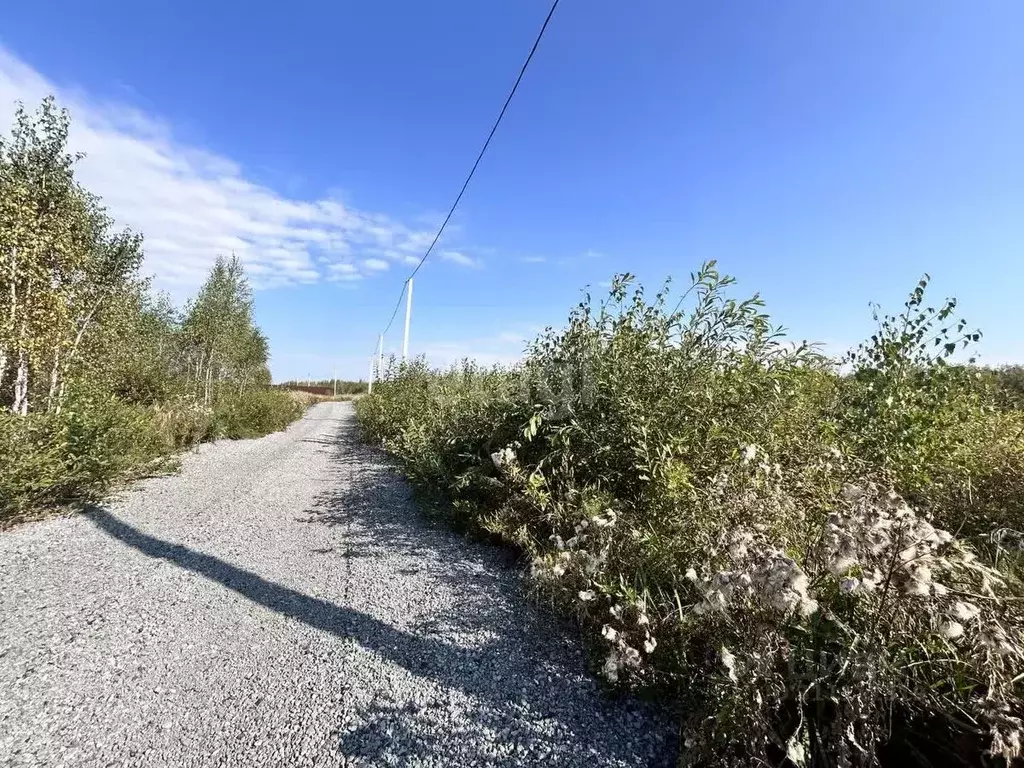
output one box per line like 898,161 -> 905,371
557,248 -> 607,267
417,327 -> 538,369
326,262 -> 363,282
0,46 -> 441,296
361,258 -> 390,272
521,255 -> 546,264
441,250 -> 482,269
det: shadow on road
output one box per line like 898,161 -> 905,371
85,405 -> 675,766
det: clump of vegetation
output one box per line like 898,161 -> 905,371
0,99 -> 303,524
358,264 -> 1024,766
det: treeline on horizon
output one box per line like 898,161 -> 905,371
276,379 -> 368,395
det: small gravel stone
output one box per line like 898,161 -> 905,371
0,402 -> 675,766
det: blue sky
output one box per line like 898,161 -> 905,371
1,1 -> 1021,380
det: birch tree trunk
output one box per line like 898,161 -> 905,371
11,274 -> 30,416
12,351 -> 28,415
47,296 -> 103,415
65,299 -> 102,368
6,247 -> 17,408
56,377 -> 67,417
46,348 -> 60,413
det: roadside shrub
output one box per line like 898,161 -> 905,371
0,411 -> 67,521
671,480 -> 1022,766
836,279 -> 1024,583
283,390 -> 323,408
1,385 -> 306,525
0,388 -> 168,524
209,387 -> 305,440
357,264 -> 1024,766
151,398 -> 214,450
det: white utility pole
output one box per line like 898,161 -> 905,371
402,278 -> 413,363
332,366 -> 337,397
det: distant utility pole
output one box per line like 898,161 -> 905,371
332,365 -> 337,397
402,278 -> 413,363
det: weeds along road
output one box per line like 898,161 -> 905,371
0,402 -> 674,767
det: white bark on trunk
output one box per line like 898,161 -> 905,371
47,348 -> 60,413
13,352 -> 28,415
6,248 -> 17,408
56,378 -> 67,417
11,272 -> 30,416
65,299 -> 102,369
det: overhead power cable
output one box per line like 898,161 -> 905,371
378,0 -> 561,338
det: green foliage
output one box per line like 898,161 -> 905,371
101,291 -> 184,405
181,255 -> 272,403
839,276 -> 984,501
835,280 -> 1024,561
209,388 -> 305,440
0,388 -> 168,519
0,98 -> 305,524
0,97 -> 146,416
982,365 -> 1024,411
358,264 -> 1024,767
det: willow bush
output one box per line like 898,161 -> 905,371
357,263 -> 1024,767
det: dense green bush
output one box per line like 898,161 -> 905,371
0,390 -> 167,521
358,265 -> 1024,767
986,366 -> 1024,411
209,388 -> 305,440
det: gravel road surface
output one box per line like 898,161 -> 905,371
0,401 -> 675,767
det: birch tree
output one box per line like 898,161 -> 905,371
0,98 -> 82,414
0,98 -> 143,414
182,255 -> 270,404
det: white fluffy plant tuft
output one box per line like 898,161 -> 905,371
676,480 -> 1023,766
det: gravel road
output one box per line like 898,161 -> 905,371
0,401 -> 675,767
